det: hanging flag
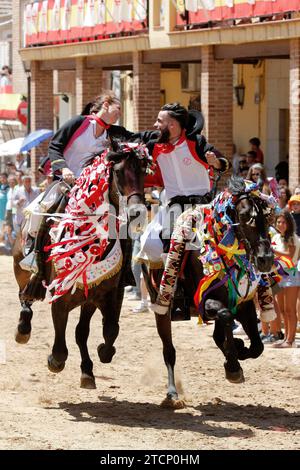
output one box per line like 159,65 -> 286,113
185,0 -> 198,12
96,0 -> 106,24
51,0 -> 61,31
84,0 -> 95,27
121,0 -> 133,22
39,0 -> 48,33
199,0 -> 215,11
77,0 -> 85,27
112,0 -> 122,23
134,0 -> 147,21
61,0 -> 71,30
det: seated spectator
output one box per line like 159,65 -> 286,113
0,222 -> 15,255
249,137 -> 264,164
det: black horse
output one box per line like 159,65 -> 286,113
145,177 -> 275,408
13,142 -> 150,389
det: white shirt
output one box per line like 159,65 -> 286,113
64,120 -> 109,177
157,140 -> 210,200
271,232 -> 300,265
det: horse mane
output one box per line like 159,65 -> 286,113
227,176 -> 246,195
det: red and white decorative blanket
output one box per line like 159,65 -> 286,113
45,151 -> 122,302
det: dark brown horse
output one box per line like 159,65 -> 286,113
13,142 -> 150,389
144,177 -> 275,408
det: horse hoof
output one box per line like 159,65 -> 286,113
225,368 -> 245,384
15,329 -> 31,344
80,374 -> 96,389
97,344 -> 116,363
160,397 -> 185,409
47,355 -> 65,373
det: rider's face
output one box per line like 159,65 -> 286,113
154,111 -> 176,142
106,102 -> 121,124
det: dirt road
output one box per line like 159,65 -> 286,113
0,255 -> 299,450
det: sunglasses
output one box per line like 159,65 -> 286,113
252,173 -> 261,176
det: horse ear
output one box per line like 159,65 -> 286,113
110,137 -> 120,153
106,151 -> 123,163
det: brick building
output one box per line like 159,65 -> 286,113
12,1 -> 300,188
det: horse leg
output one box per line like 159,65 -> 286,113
75,303 -> 97,389
15,299 -> 33,344
97,288 -> 124,364
48,300 -> 69,373
13,239 -> 33,344
235,301 -> 264,360
155,313 -> 185,409
206,299 -> 245,384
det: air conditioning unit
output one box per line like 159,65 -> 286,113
181,63 -> 201,92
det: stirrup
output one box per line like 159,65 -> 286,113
19,251 -> 38,274
24,235 -> 35,257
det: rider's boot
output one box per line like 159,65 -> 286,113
19,234 -> 38,273
170,279 -> 191,321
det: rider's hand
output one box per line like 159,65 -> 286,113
205,151 -> 221,170
62,167 -> 75,182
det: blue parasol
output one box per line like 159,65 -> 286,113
20,129 -> 54,152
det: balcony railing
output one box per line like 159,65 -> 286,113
24,0 -> 148,47
175,0 -> 300,29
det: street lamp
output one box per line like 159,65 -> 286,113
234,81 -> 245,108
22,60 -> 31,135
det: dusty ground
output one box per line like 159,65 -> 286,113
0,255 -> 299,450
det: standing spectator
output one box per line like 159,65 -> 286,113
0,173 -> 9,234
246,163 -> 271,195
15,153 -> 28,172
12,175 -> 40,234
288,195 -> 300,236
237,155 -> 248,177
272,210 -> 300,348
5,162 -> 16,175
275,156 -> 289,184
277,186 -> 291,210
232,144 -> 242,176
5,174 -> 17,229
0,65 -> 12,91
249,137 -> 264,164
245,150 -> 256,169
